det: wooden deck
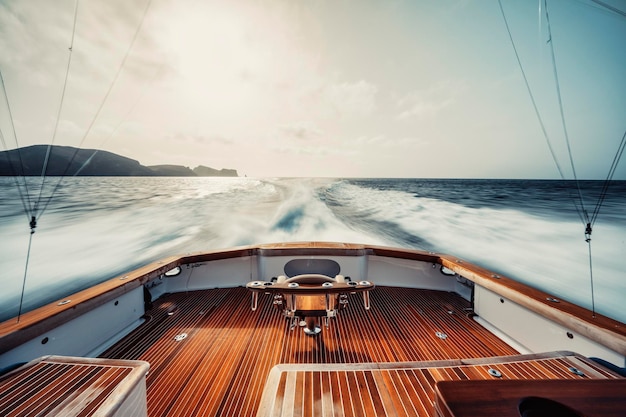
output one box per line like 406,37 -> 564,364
0,356 -> 149,417
99,287 -> 620,417
258,353 -> 619,417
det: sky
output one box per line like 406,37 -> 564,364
0,0 -> 625,178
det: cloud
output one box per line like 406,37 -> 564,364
397,98 -> 453,120
279,121 -> 323,141
0,1 -> 73,85
354,135 -> 429,148
324,80 -> 378,118
395,81 -> 463,121
167,132 -> 234,146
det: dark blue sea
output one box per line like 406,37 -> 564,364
1,177 -> 625,323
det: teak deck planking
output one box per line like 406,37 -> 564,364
258,354 -> 619,417
99,287 -> 621,417
0,356 -> 149,417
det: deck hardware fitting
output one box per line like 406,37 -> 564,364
288,283 -> 299,288
359,280 -> 371,286
435,331 -> 448,340
488,368 -> 502,378
568,367 -> 585,376
566,332 -> 574,339
251,292 -> 259,311
120,275 -> 129,280
57,300 -> 71,306
546,297 -> 560,303
174,333 -> 188,342
491,274 -> 501,279
322,282 -> 333,287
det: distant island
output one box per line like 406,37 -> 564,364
0,145 -> 238,177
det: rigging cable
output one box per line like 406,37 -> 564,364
587,0 -> 626,18
34,0 -> 153,221
499,0 -> 625,318
497,0 -> 567,181
544,0 -> 597,316
585,127 -> 626,318
590,128 -> 626,228
16,227 -> 37,323
3,0 -> 79,323
35,0 -> 81,217
543,0 -> 590,226
73,64 -> 163,176
0,71 -> 34,223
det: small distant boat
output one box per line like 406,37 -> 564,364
0,242 -> 624,416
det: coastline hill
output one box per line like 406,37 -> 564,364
0,145 -> 238,177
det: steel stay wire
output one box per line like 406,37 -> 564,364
34,0 -> 153,222
590,128 -> 626,228
496,0 -> 568,182
35,0 -> 80,219
499,0 -> 626,318
0,71 -> 34,223
588,0 -> 626,18
73,52 -> 167,176
544,0 -> 590,227
8,0 -> 152,322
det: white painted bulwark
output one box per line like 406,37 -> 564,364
367,255 -> 457,291
473,285 -> 624,367
0,287 -> 145,369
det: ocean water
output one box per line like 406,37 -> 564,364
1,177 -> 625,324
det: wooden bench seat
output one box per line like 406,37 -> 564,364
257,352 -> 622,417
0,356 -> 149,417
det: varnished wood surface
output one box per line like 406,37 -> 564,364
0,356 -> 149,417
99,287 -> 618,417
260,354 -> 620,417
435,379 -> 626,417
